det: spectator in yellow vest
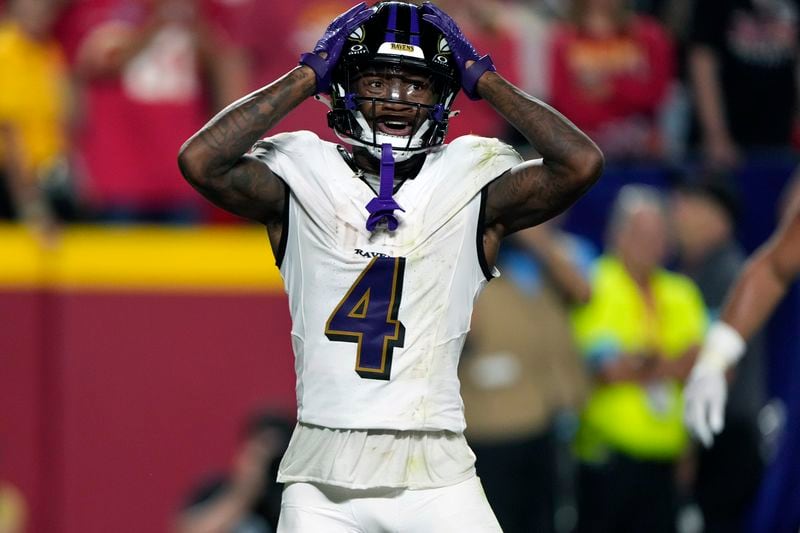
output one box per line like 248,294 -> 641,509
572,184 -> 706,533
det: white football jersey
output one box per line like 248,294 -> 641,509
252,131 -> 523,433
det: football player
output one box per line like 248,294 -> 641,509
685,181 -> 800,447
178,2 -> 603,531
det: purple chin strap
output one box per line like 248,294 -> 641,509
365,144 -> 405,232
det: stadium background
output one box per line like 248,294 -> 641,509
1,0 -> 799,532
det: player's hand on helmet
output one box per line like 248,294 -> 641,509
683,360 -> 728,447
300,3 -> 376,94
421,1 -> 495,100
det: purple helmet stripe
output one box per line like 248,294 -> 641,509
409,5 -> 420,46
385,3 -> 398,42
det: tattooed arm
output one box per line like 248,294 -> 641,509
479,71 -> 604,259
177,67 -> 316,228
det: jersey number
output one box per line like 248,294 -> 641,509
325,256 -> 406,380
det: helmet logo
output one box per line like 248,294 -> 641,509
433,55 -> 449,65
349,26 -> 365,42
348,44 -> 369,56
377,42 -> 425,59
437,36 -> 451,54
389,43 -> 415,53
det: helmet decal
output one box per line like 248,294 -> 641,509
437,35 -> 450,54
377,42 -> 425,59
349,26 -> 365,42
347,43 -> 369,57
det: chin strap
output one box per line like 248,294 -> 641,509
365,144 -> 405,232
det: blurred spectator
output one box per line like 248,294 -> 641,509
175,412 -> 293,533
214,0 -> 353,144
460,222 -> 594,533
571,185 -> 706,533
670,171 -> 766,532
423,0 -> 521,141
633,0 -> 693,39
0,0 -> 76,238
501,0 -> 563,103
549,0 -> 675,160
63,0 -> 248,222
0,479 -> 26,533
687,0 -> 799,170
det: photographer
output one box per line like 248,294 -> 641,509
175,413 -> 293,533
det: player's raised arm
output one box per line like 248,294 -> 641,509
177,67 -> 313,224
721,209 -> 800,338
420,3 -> 604,239
177,3 -> 374,224
685,204 -> 800,446
479,74 -> 604,235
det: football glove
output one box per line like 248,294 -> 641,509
683,321 -> 745,447
421,2 -> 495,100
300,3 -> 375,94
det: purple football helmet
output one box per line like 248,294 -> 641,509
327,1 -> 461,161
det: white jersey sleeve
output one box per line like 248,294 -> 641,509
252,131 -> 523,433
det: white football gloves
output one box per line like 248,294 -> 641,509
683,321 -> 746,447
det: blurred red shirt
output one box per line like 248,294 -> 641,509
58,0 -> 239,215
549,15 -> 675,159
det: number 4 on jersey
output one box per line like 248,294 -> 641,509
325,256 -> 406,380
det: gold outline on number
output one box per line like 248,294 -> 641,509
324,257 -> 405,378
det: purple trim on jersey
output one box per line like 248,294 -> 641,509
409,6 -> 421,46
385,3 -> 398,42
365,144 -> 405,232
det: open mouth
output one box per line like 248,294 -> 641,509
376,118 -> 414,137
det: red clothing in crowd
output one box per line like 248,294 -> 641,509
223,0 -> 353,143
549,16 -> 674,159
58,0 -> 240,217
54,0 -> 522,218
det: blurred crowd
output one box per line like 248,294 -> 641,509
1,0 -> 797,230
1,0 -> 799,532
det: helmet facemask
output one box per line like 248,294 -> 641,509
331,63 -> 455,161
327,1 -> 460,162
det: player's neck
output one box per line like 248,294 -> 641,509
352,147 -> 427,181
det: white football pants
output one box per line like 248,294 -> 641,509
277,475 -> 502,532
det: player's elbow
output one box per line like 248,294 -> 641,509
577,144 -> 604,189
177,137 -> 211,188
565,144 -> 604,195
